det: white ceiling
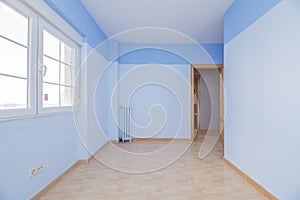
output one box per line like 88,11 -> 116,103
81,0 -> 234,44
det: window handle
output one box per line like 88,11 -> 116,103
43,65 -> 47,76
39,64 -> 47,76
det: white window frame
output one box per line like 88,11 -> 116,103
38,18 -> 80,114
0,0 -> 38,119
0,0 -> 82,120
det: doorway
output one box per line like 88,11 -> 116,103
190,64 -> 224,154
194,71 -> 201,137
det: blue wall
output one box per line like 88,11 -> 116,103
0,1 -> 108,199
129,84 -> 181,137
118,64 -> 191,139
224,0 -> 300,199
43,0 -> 107,47
224,0 -> 281,44
119,43 -> 223,64
117,43 -> 222,139
0,114 -> 78,200
119,48 -> 188,64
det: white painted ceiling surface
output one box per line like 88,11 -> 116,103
81,0 -> 234,44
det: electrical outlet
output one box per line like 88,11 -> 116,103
29,164 -> 44,177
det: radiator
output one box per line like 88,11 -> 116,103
119,106 -> 132,143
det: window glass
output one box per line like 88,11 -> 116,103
60,86 -> 73,106
43,56 -> 60,84
43,83 -> 59,107
0,1 -> 80,119
0,2 -> 29,112
0,2 -> 28,46
60,64 -> 73,86
0,75 -> 27,109
61,42 -> 74,66
0,38 -> 27,78
42,28 -> 76,109
43,30 -> 60,60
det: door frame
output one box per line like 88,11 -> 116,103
190,65 -> 195,140
194,76 -> 201,135
190,64 -> 224,152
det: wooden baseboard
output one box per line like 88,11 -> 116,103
132,138 -> 191,142
31,140 -> 114,200
224,158 -> 278,200
31,160 -> 81,200
87,141 -> 111,163
200,128 -> 220,131
110,140 -> 119,144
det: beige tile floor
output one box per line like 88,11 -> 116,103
40,131 -> 267,200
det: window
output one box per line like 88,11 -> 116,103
0,1 -> 37,119
38,20 -> 79,113
0,1 -> 81,119
0,2 -> 28,110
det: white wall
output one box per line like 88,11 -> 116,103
224,0 -> 300,199
199,69 -> 220,129
85,43 -> 110,156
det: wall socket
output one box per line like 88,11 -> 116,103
29,164 -> 44,177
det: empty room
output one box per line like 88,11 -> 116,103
0,0 -> 299,199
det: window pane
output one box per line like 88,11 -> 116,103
0,2 -> 28,46
0,38 -> 27,78
60,64 -> 73,86
43,83 -> 59,107
43,30 -> 59,60
61,42 -> 74,66
43,56 -> 59,84
0,75 -> 27,109
60,86 -> 73,106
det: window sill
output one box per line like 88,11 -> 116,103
0,108 -> 80,123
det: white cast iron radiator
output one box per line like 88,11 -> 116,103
119,106 -> 132,143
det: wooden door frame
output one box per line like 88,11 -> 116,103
191,74 -> 201,139
196,76 -> 201,135
190,65 -> 195,140
190,65 -> 202,140
219,67 -> 224,154
190,64 -> 224,152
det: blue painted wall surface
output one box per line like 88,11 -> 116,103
0,114 -> 78,200
0,1 -> 108,199
117,43 -> 222,139
224,0 -> 281,44
118,64 -> 191,139
119,43 -> 223,64
43,0 -> 107,47
224,0 -> 300,199
129,84 -> 181,138
119,48 -> 188,64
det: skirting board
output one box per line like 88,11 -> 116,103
223,158 -> 278,200
31,141 -> 111,200
31,160 -> 82,200
200,128 -> 220,131
87,141 -> 111,163
132,138 -> 192,142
